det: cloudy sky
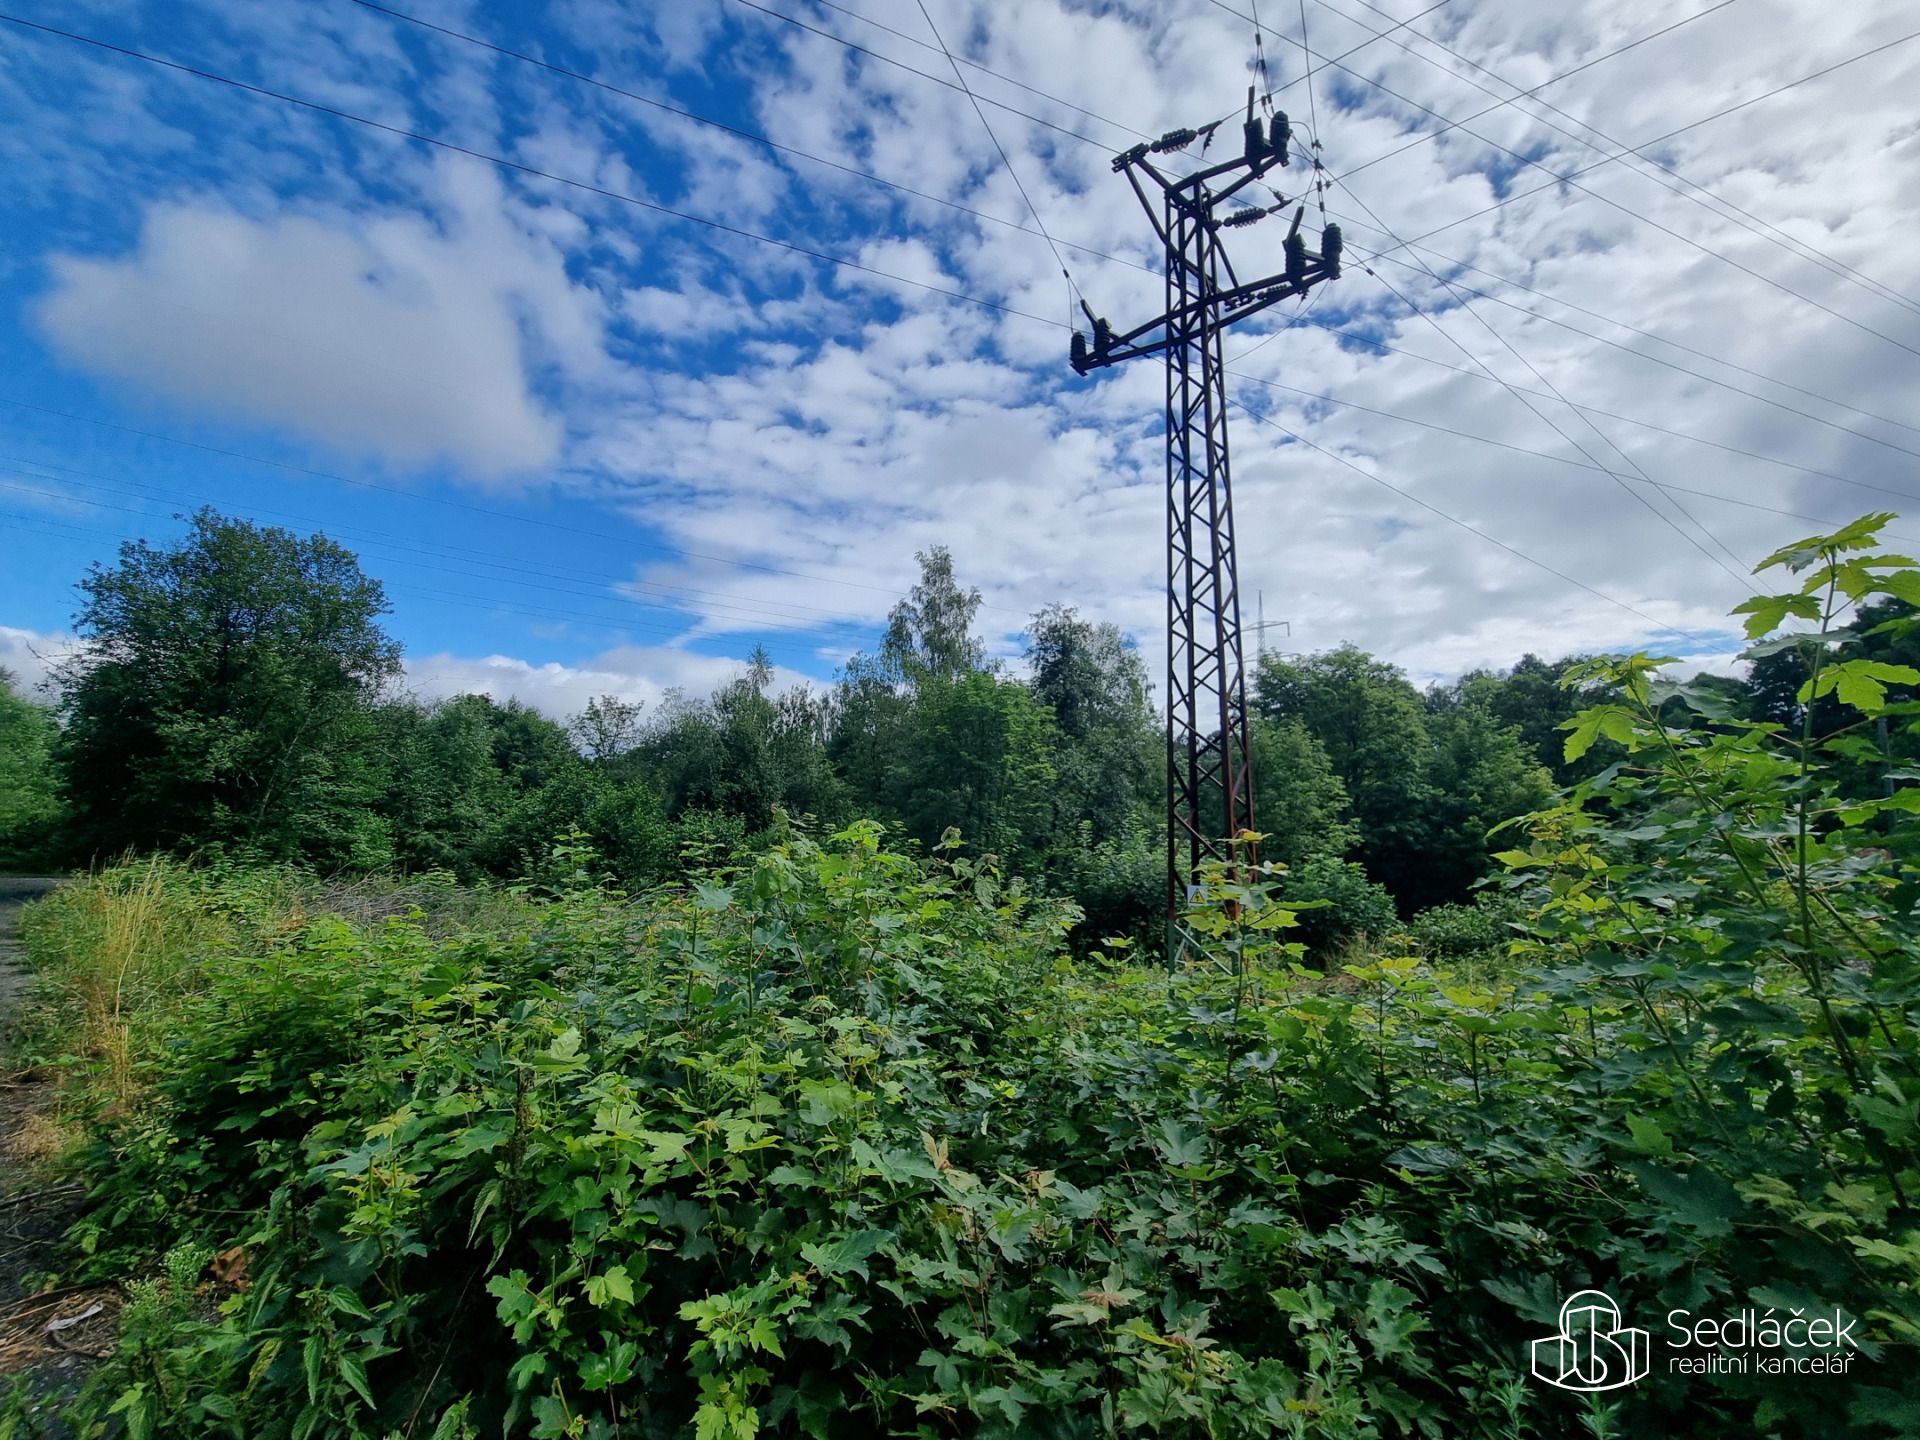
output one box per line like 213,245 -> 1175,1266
2,0 -> 1917,716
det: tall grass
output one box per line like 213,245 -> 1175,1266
15,859 -> 528,1108
16,859 -> 229,1105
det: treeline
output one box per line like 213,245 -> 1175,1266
6,508 -> 1915,945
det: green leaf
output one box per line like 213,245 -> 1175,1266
1809,659 -> 1920,712
337,1350 -> 375,1408
801,1228 -> 893,1280
585,1265 -> 635,1308
326,1285 -> 374,1320
1730,591 -> 1822,638
1631,1163 -> 1743,1237
1624,1115 -> 1673,1157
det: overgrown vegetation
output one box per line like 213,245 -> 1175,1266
1,509 -> 1614,946
9,514 -> 1920,1437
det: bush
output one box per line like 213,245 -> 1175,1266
18,730 -> 1920,1440
1397,892 -> 1529,963
1271,852 -> 1398,958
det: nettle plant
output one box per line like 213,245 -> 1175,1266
1496,515 -> 1920,1417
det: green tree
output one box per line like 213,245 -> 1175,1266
1258,646 -> 1553,911
880,545 -> 985,684
568,693 -> 644,762
1250,715 -> 1357,869
0,668 -> 62,870
57,510 -> 399,869
1439,652 -> 1648,787
376,695 -> 519,878
636,670 -> 847,832
831,547 -> 997,835
1025,605 -> 1157,845
1412,702 -> 1552,912
1254,646 -> 1430,898
888,671 -> 1057,865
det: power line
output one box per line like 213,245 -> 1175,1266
0,394 -> 1040,616
1336,192 -> 1760,584
1230,400 -> 1712,645
719,0 -> 1109,149
0,12 -> 1071,332
1340,233 -> 1920,448
1221,369 -> 1920,542
1244,324 -> 1920,514
0,499 -> 831,658
37,1 -> 1762,619
1200,0 -> 1920,447
726,0 -> 1449,168
0,459 -> 891,631
910,0 -> 1077,306
365,0 -> 1920,450
1204,0 -> 1920,364
1232,311 -> 1920,510
781,0 -> 1152,142
1323,0 -> 1920,322
347,0 -> 1908,481
1322,215 -> 1920,463
1323,177 -> 1758,588
1371,30 -> 1920,360
9,3 -> 1900,620
0,481 -> 872,645
345,0 -> 1150,275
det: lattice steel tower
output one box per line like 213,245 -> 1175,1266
1071,93 -> 1343,944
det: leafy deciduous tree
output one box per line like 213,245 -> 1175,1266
57,510 -> 400,869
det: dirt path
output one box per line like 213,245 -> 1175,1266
0,877 -> 116,1404
0,877 -> 52,1046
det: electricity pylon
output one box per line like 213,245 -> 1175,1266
1071,92 -> 1342,951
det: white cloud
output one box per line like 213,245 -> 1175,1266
34,163 -> 601,479
402,643 -> 815,720
0,626 -> 78,700
13,0 -> 1920,690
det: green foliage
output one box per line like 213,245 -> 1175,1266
55,509 -> 400,871
31,515 -> 1920,1438
1270,853 -> 1397,960
636,675 -> 848,834
20,833 -> 1898,1436
1256,649 -> 1549,911
1250,717 -> 1358,870
0,667 -> 62,870
887,671 -> 1058,866
1436,655 -> 1616,786
1395,893 -> 1529,966
1411,705 -> 1552,913
1026,605 -> 1158,849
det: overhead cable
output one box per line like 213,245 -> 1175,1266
1203,0 -> 1920,364
346,0 -> 1149,275
1324,0 -> 1920,321
1230,401 -> 1711,645
0,12 -> 1071,333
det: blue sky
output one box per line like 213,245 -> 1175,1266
3,0 -> 1919,718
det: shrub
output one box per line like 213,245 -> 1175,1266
1271,853 -> 1397,958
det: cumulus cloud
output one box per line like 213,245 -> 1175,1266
9,0 -> 1920,689
0,626 -> 79,699
403,643 -> 816,720
34,164 -> 600,479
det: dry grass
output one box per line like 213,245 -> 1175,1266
2,1112 -> 79,1170
16,858 -> 233,1109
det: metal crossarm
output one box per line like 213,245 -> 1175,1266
1068,93 -> 1343,942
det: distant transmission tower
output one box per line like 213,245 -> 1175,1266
1071,90 -> 1342,953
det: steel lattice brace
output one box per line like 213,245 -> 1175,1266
1163,198 -> 1251,910
1069,97 -> 1343,942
